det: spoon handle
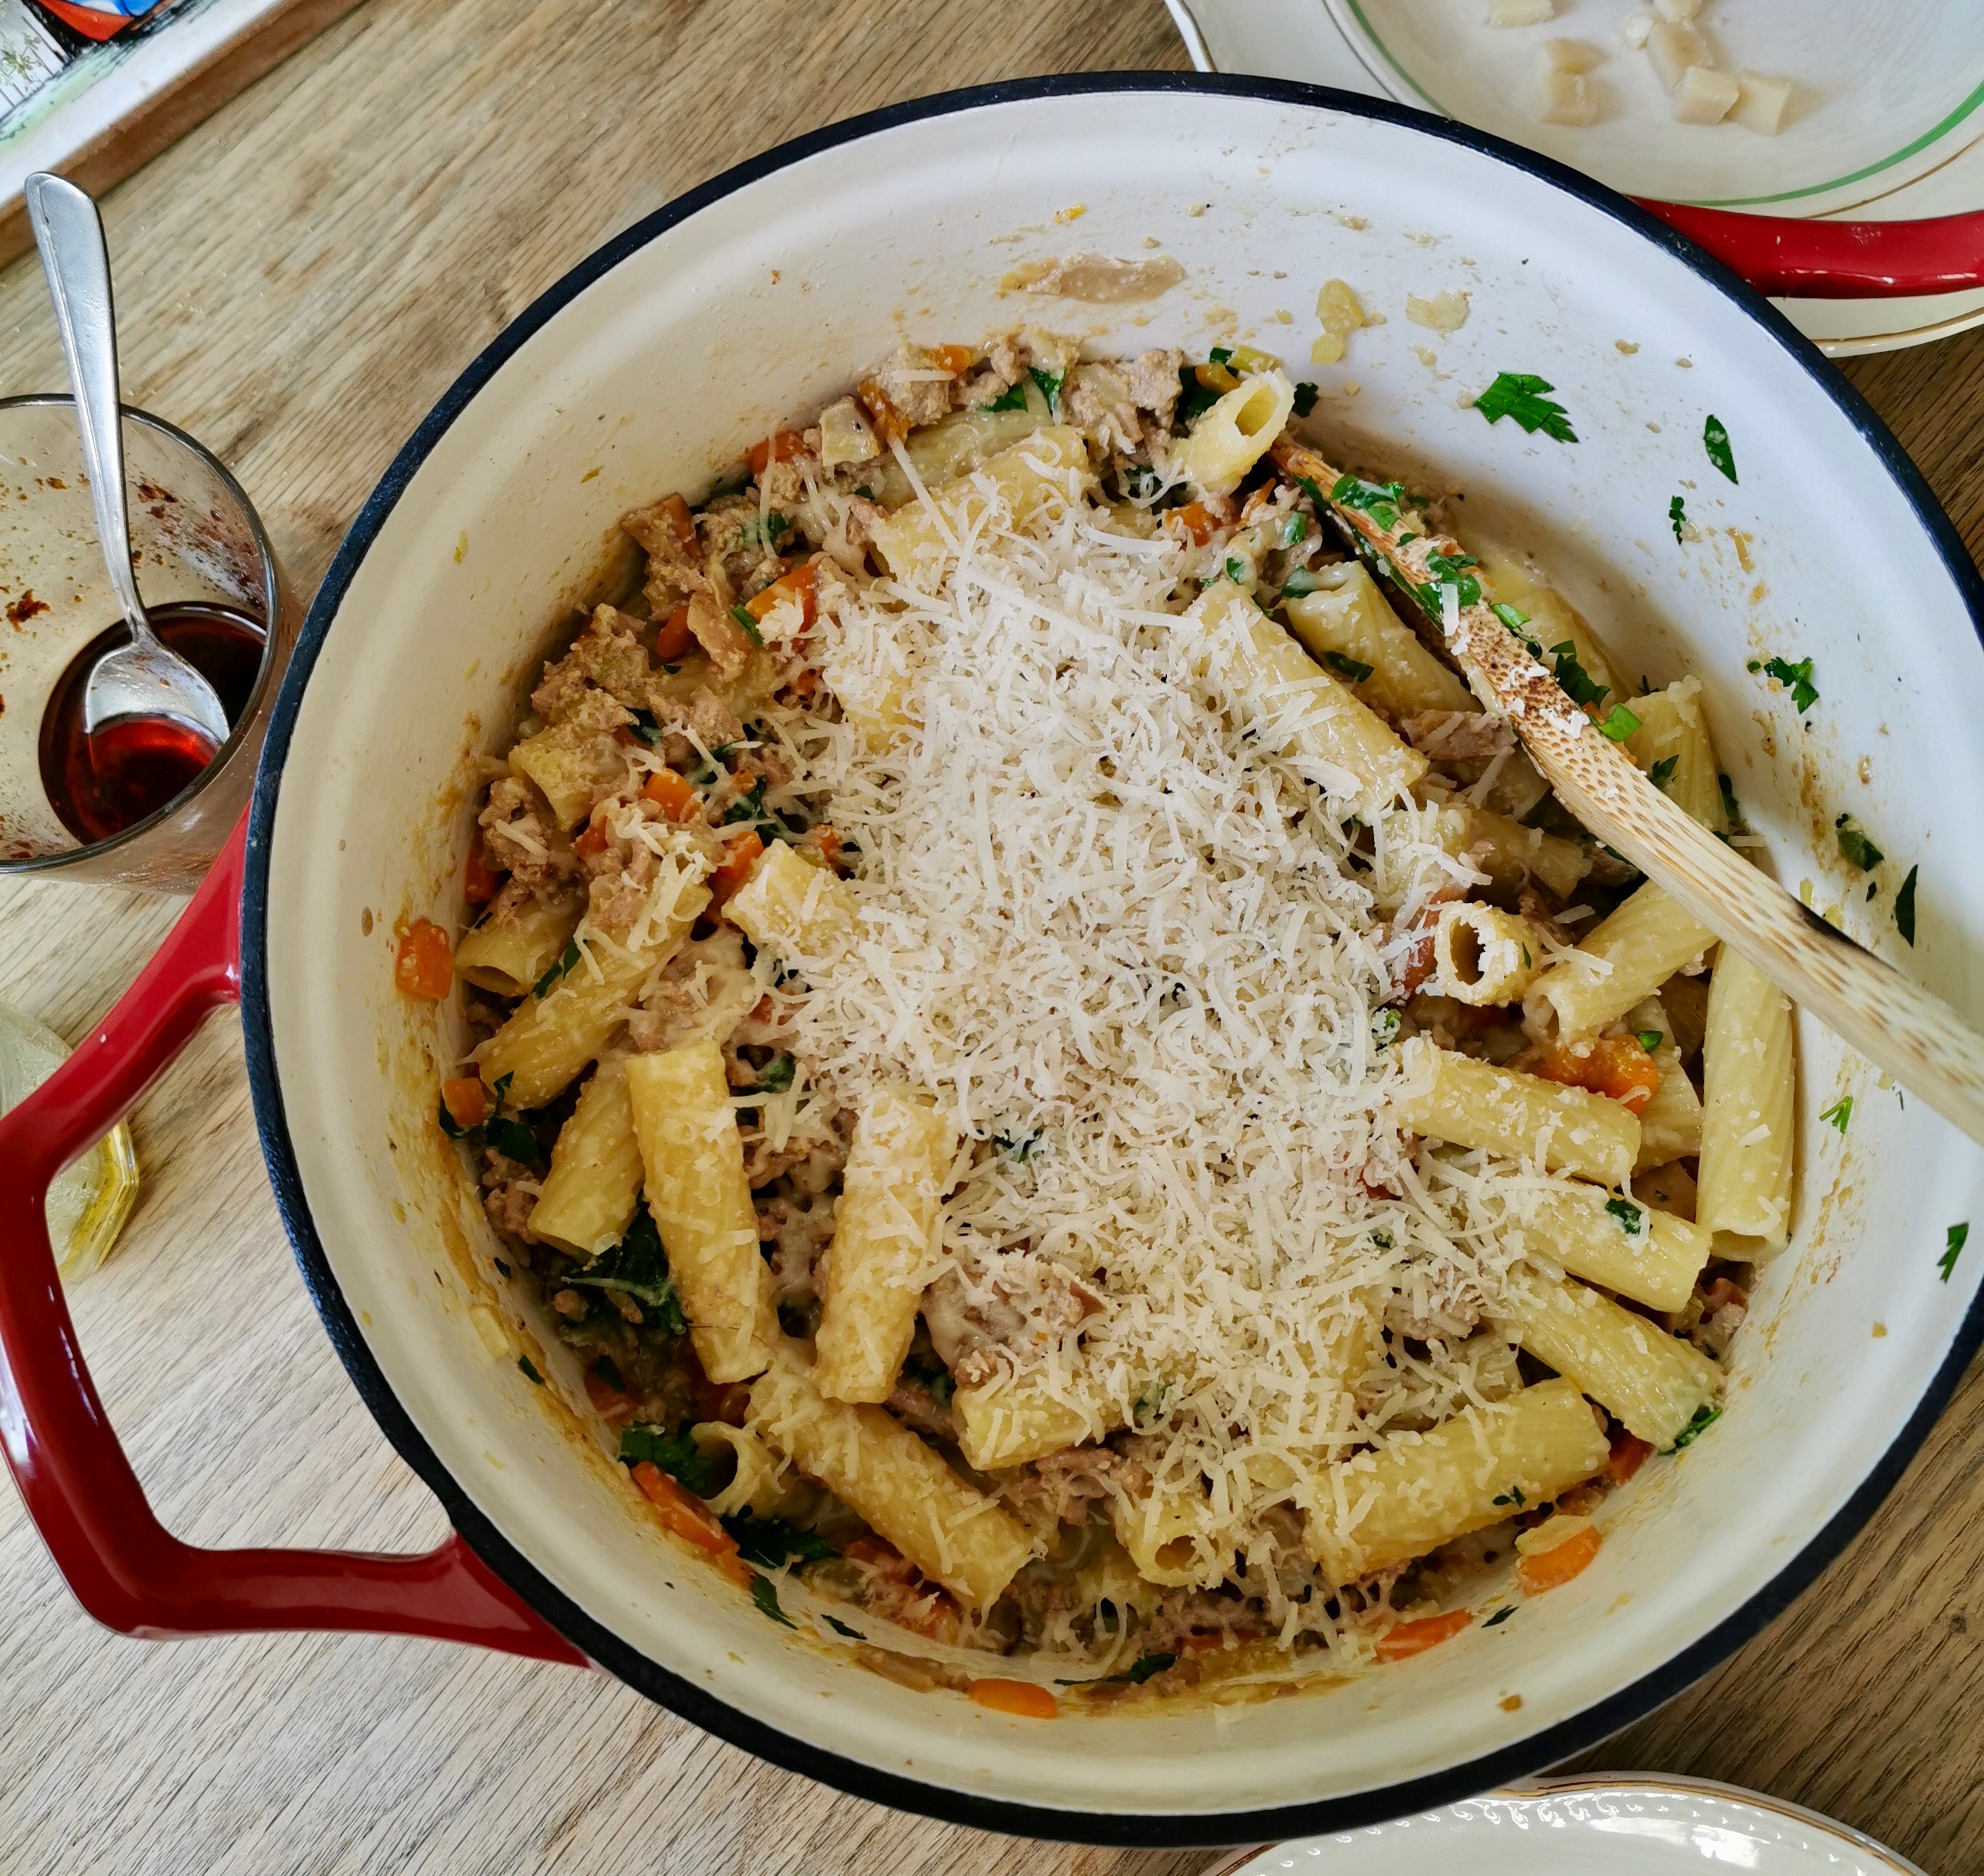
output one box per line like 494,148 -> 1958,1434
25,173 -> 149,642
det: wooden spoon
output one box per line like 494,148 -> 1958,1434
1270,437 -> 1984,1149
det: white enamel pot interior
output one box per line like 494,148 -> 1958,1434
243,76 -> 1984,1845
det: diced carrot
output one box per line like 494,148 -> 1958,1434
745,560 -> 817,631
464,846 -> 502,905
715,1551 -> 756,1589
1535,1036 -> 1662,1115
711,830 -> 764,911
629,1461 -> 734,1557
1517,1524 -> 1604,1595
927,342 -> 975,375
1168,500 -> 1220,547
1375,1610 -> 1472,1663
658,492 -> 697,553
440,1075 -> 488,1130
652,600 -> 695,663
394,920 -> 454,999
968,1678 -> 1059,1719
574,819 -> 610,860
641,766 -> 699,821
746,430 -> 809,477
857,379 -> 908,447
583,1368 -> 633,1427
1607,1428 -> 1653,1484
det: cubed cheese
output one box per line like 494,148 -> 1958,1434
1544,38 -> 1602,73
1732,70 -> 1793,135
1646,20 -> 1710,91
1488,0 -> 1555,25
1537,70 -> 1599,128
1673,63 -> 1740,125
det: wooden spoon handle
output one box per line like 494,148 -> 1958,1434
1271,439 -> 1984,1148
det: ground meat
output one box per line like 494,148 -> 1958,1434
479,776 -> 578,902
1516,888 -> 1578,951
1024,1445 -> 1149,1524
1122,346 -> 1185,425
642,684 -> 745,764
484,1182 -> 535,1239
886,1376 -> 956,1440
1384,1271 -> 1482,1343
759,1191 -> 836,1305
627,928 -> 762,1052
1062,363 -> 1141,456
925,1258 -> 1104,1381
684,592 -> 756,682
579,797 -> 677,936
861,339 -> 961,434
984,331 -> 1030,387
532,605 -> 652,719
743,1130 -> 840,1190
696,493 -> 788,603
623,495 -> 711,615
1401,708 -> 1513,776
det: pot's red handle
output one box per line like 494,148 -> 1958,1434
1640,201 -> 1984,302
0,815 -> 585,1665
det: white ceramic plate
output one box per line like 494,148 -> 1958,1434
1202,1775 -> 1930,1875
1165,0 -> 1984,355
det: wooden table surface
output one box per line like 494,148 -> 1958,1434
2,3 -> 1982,1870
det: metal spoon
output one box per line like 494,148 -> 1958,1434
25,173 -> 230,749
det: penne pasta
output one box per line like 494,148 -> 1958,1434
1502,1181 -> 1711,1311
1392,1036 -> 1641,1186
750,1351 -> 1033,1607
1626,676 -> 1726,833
1112,1485 -> 1225,1589
1171,368 -> 1298,496
1434,901 -> 1548,1006
1526,880 -> 1716,1041
869,426 -> 1091,580
528,1057 -> 644,1257
1282,563 -> 1475,719
814,1088 -> 957,1403
954,1376 -> 1108,1471
1695,945 -> 1795,1247
725,840 -> 859,963
625,1041 -> 777,1384
455,893 -> 583,997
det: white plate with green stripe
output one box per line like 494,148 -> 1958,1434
1202,1775 -> 1930,1874
1165,0 -> 1984,355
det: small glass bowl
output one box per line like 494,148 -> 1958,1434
0,395 -> 289,891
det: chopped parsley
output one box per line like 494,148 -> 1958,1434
532,934 -> 583,999
1133,1382 -> 1172,1424
570,1205 -> 687,1329
1481,1606 -> 1516,1629
1177,367 -> 1221,423
980,381 -> 1030,413
1598,703 -> 1640,741
1371,1229 -> 1394,1250
1329,474 -> 1408,532
1897,864 -> 1919,946
738,512 -> 790,550
1662,1402 -> 1722,1453
1635,1030 -> 1663,1054
1029,365 -> 1065,416
754,1051 -> 795,1094
1940,1222 -> 1970,1283
1669,494 -> 1687,542
483,1112 -> 541,1169
1492,1486 -> 1526,1508
1605,1196 -> 1646,1235
1820,1095 -> 1853,1134
724,1514 -> 836,1569
1762,656 -> 1817,713
1423,550 -> 1481,607
1120,1650 -> 1176,1684
1835,817 -> 1884,872
436,1095 -> 474,1141
627,706 -> 663,745
995,1128 -> 1042,1163
1718,772 -> 1742,827
729,602 -> 765,648
1703,414 -> 1737,484
1648,754 -> 1679,792
1324,650 -> 1375,685
750,1573 -> 795,1627
1282,512 -> 1308,546
1474,371 -> 1578,443
517,1356 -> 544,1385
1291,380 -> 1319,418
1223,555 -> 1246,583
723,774 -> 769,827
1373,1008 -> 1402,1046
1491,600 -> 1544,657
1207,345 -> 1233,365
1550,642 -> 1608,710
823,1614 -> 864,1640
621,1422 -> 717,1493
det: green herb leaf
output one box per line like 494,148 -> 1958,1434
1550,642 -> 1608,710
723,774 -> 769,827
627,706 -> 663,746
1291,381 -> 1319,418
980,381 -> 1030,413
1492,1486 -> 1526,1508
824,1613 -> 864,1639
755,1052 -> 795,1094
995,1128 -> 1041,1163
1481,1605 -> 1516,1629
1762,655 -> 1817,714
1029,365 -> 1065,416
1491,600 -> 1530,631
1835,818 -> 1883,872
1371,1228 -> 1394,1250
1940,1222 -> 1970,1283
724,1514 -> 836,1569
1820,1095 -> 1853,1134
854,484 -> 877,500
1598,704 -> 1640,741
1605,1196 -> 1646,1235
1647,754 -> 1679,793
1282,512 -> 1308,546
532,934 -> 583,999
570,1205 -> 688,1329
484,1114 -> 542,1168
1324,650 -> 1376,685
437,1094 -> 472,1140
730,602 -> 765,648
1703,414 -> 1737,484
1718,773 -> 1742,827
1133,1382 -> 1172,1424
1223,556 -> 1246,582
1122,1650 -> 1176,1684
1474,372 -> 1578,444
1897,864 -> 1919,946
1373,1008 -> 1402,1047
518,1356 -> 544,1385
1178,367 -> 1220,423
738,512 -> 791,550
1423,550 -> 1481,608
1635,1030 -> 1663,1054
621,1422 -> 718,1494
1207,346 -> 1233,366
1329,474 -> 1409,532
751,1572 -> 795,1627
1662,1402 -> 1722,1453
1669,494 -> 1687,542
